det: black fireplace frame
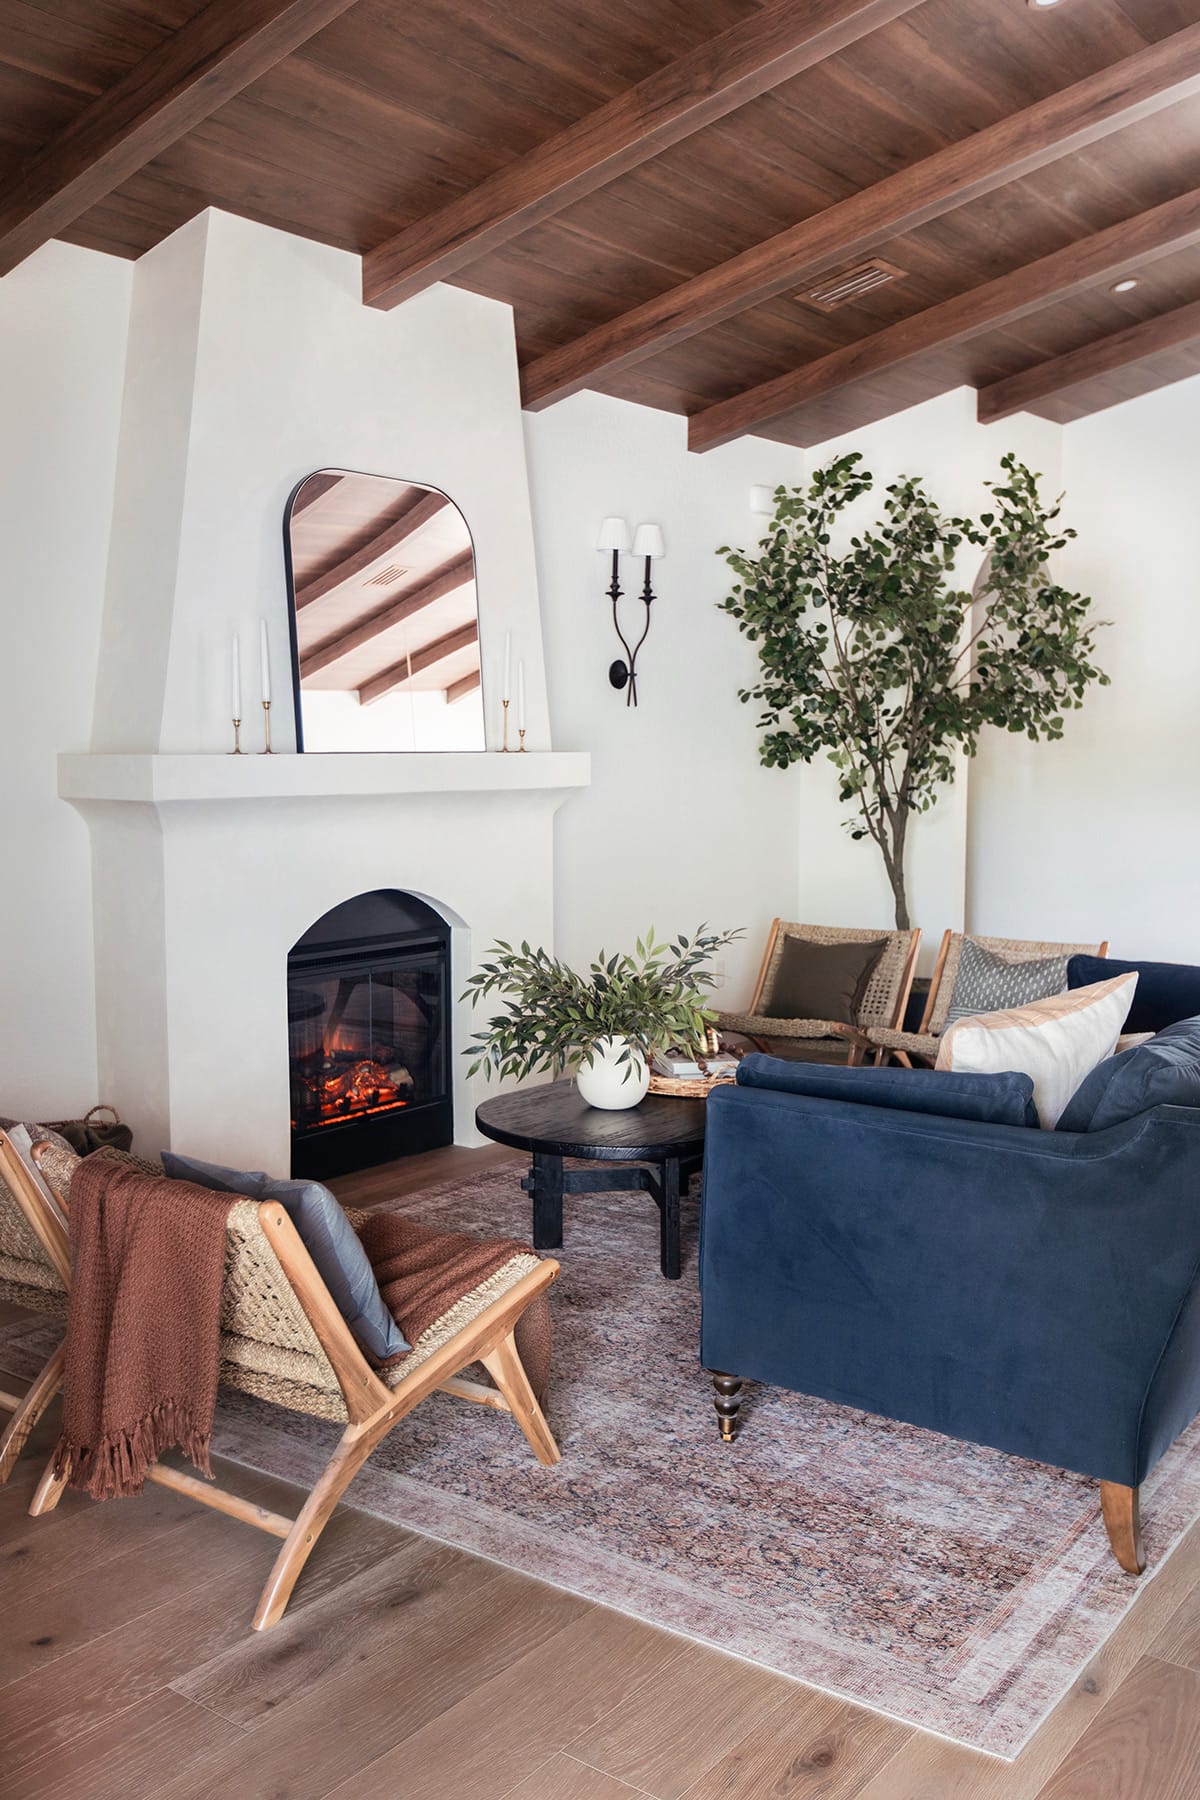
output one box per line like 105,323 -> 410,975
288,891 -> 454,1180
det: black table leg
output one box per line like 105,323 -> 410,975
659,1155 -> 681,1280
528,1151 -> 564,1250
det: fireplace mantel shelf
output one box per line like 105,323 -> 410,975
59,751 -> 591,804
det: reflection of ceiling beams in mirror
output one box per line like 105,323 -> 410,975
299,551 -> 476,679
445,671 -> 482,706
295,489 -> 450,610
291,470 -> 344,516
359,623 -> 480,706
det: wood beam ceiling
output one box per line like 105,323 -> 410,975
520,25 -> 1200,413
299,550 -> 476,677
977,297 -> 1200,424
361,0 -> 923,311
295,490 -> 449,611
445,671 -> 481,705
688,188 -> 1200,451
359,622 -> 480,706
0,0 -> 362,279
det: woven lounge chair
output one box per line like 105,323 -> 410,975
866,931 -> 1111,1067
26,1140 -> 560,1631
718,921 -> 921,1065
0,1130 -> 70,1483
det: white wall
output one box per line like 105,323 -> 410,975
969,377 -> 1200,957
95,209 -> 550,758
524,391 -> 806,1008
0,242 -> 132,1117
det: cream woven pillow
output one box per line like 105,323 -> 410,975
935,973 -> 1137,1128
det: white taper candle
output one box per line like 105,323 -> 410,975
503,630 -> 512,703
517,661 -> 526,731
259,618 -> 271,703
231,635 -> 242,718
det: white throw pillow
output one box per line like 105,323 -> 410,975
934,973 -> 1137,1128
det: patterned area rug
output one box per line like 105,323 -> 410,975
6,1167 -> 1200,1758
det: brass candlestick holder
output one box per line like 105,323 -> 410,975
261,699 -> 273,754
230,718 -> 243,755
500,696 -> 511,752
518,727 -> 527,753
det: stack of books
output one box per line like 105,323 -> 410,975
652,1046 -> 739,1081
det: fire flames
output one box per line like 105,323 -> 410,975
305,1055 -> 413,1129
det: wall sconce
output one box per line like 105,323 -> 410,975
596,517 -> 664,706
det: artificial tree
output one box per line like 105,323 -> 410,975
719,453 -> 1108,930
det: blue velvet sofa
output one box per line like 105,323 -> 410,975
699,1043 -> 1200,1574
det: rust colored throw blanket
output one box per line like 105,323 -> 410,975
56,1159 -> 234,1500
356,1211 -> 551,1402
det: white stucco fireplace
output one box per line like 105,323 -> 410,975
62,752 -> 588,1175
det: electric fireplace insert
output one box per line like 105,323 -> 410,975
288,889 -> 452,1179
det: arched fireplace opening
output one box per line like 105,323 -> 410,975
288,890 -> 452,1179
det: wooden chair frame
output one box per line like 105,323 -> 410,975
26,1144 -> 560,1630
0,1132 -> 69,1483
727,919 -> 922,1065
873,932 -> 1111,1067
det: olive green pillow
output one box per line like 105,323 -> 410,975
763,936 -> 887,1024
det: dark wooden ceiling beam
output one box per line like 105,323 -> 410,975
521,25 -> 1200,412
300,550 -> 475,677
362,0 -> 923,311
445,671 -> 482,705
0,0 -> 361,278
291,470 -> 344,515
295,490 -> 449,611
359,622 -> 479,706
977,297 -> 1200,424
688,187 -> 1200,450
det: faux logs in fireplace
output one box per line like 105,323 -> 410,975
288,890 -> 452,1179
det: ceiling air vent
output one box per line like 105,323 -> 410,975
794,258 -> 906,312
365,564 -> 409,586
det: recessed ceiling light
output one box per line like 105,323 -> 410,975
1110,277 -> 1140,294
1027,0 -> 1065,9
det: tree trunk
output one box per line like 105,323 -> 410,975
882,808 -> 910,932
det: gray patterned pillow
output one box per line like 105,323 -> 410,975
943,940 -> 1070,1027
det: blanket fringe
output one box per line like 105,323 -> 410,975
55,1399 -> 214,1500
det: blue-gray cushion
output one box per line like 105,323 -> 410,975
161,1151 -> 408,1359
1056,1017 -> 1200,1134
943,939 -> 1069,1026
734,1055 -> 1039,1127
1068,956 -> 1200,1036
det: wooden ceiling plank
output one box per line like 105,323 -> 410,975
295,489 -> 449,611
358,621 -> 480,706
976,296 -> 1200,424
521,24 -> 1200,412
290,469 -> 344,515
0,0 -> 362,277
445,670 -> 482,705
689,186 -> 1200,449
361,0 -> 924,310
300,549 -> 475,677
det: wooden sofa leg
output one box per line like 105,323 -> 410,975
480,1331 -> 560,1467
712,1373 -> 743,1444
0,1346 -> 63,1484
1100,1481 -> 1145,1575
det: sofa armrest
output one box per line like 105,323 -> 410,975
699,1087 -> 1200,1486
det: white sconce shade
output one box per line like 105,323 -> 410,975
597,516 -> 632,553
749,484 -> 775,517
633,522 -> 665,559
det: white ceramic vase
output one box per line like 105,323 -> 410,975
575,1035 -> 649,1110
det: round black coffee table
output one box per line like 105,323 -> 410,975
475,1080 -> 707,1279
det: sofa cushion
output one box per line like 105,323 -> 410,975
161,1151 -> 409,1360
762,936 -> 886,1023
1057,1016 -> 1200,1133
1068,955 -> 1200,1035
735,1054 -> 1039,1127
935,974 -> 1136,1128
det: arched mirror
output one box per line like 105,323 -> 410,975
284,470 -> 484,752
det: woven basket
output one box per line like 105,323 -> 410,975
647,1071 -> 737,1099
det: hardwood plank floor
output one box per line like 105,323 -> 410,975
0,1143 -> 1197,1797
